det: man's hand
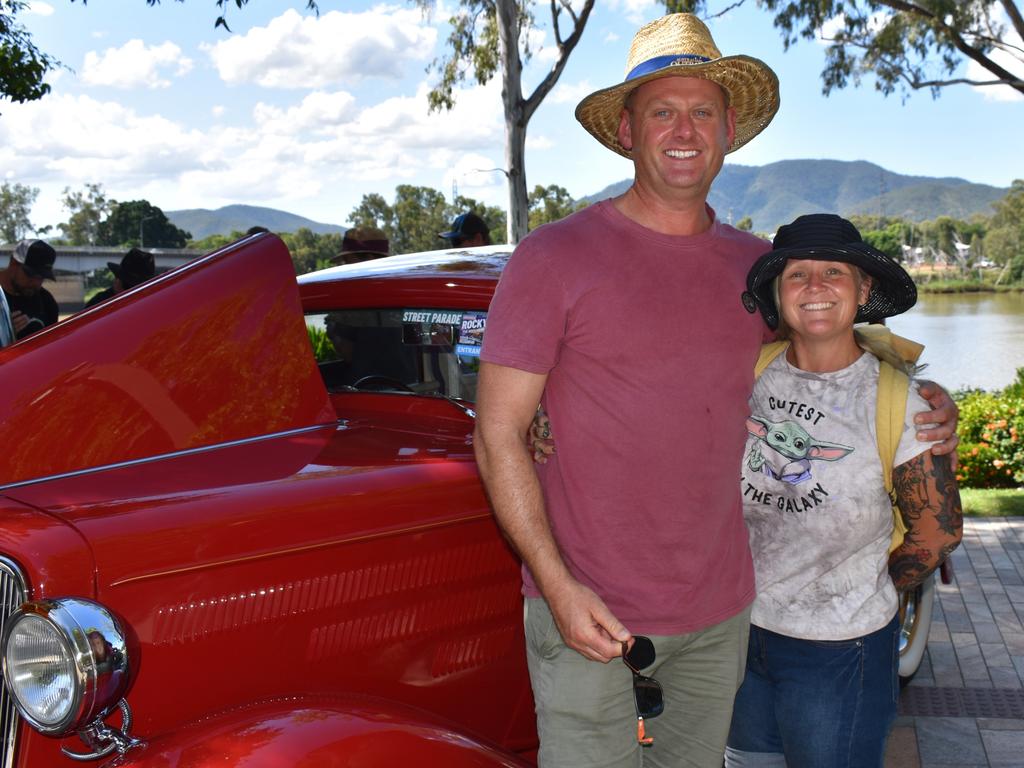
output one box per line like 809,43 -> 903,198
546,578 -> 631,663
10,310 -> 28,335
917,380 -> 959,461
530,409 -> 556,464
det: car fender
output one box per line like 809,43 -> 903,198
104,695 -> 534,768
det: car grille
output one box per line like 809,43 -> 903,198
0,557 -> 27,768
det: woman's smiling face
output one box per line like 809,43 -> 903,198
778,259 -> 871,341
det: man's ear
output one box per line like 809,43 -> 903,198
617,108 -> 633,152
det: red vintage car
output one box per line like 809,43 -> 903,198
0,233 -> 536,766
0,232 -> 935,767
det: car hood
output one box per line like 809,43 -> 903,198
0,234 -> 335,489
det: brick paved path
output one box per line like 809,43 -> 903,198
886,518 -> 1024,768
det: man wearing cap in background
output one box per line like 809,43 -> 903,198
1,239 -> 59,340
332,226 -> 390,264
85,247 -> 156,308
439,212 -> 491,248
473,14 -> 958,768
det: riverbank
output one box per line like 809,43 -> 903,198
916,281 -> 1024,294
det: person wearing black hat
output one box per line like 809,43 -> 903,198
85,248 -> 157,308
438,212 -> 491,248
0,239 -> 59,340
726,214 -> 962,767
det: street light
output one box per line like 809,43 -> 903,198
139,215 -> 156,248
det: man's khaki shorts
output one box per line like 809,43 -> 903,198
524,597 -> 751,768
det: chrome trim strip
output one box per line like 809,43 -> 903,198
0,422 -> 339,493
110,511 -> 494,587
0,556 -> 29,768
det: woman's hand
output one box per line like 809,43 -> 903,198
916,380 -> 959,463
530,408 -> 556,464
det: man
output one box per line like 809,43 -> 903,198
85,247 -> 156,308
474,14 -> 958,768
439,212 -> 491,248
332,226 -> 390,264
1,239 -> 59,340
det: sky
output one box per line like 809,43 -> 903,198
4,0 -> 1023,236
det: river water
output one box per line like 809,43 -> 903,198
886,292 -> 1024,391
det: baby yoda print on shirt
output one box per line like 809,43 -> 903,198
741,352 -> 936,640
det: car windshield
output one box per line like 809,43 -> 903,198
305,308 -> 486,400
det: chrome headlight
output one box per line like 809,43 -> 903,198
1,598 -> 131,735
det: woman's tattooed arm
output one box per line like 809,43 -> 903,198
889,451 -> 963,591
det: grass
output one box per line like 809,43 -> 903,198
960,487 -> 1024,517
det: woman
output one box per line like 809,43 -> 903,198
727,213 -> 962,767
531,214 -> 962,767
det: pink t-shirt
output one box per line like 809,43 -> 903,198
481,200 -> 770,635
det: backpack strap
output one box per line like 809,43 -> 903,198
755,341 -> 789,378
877,359 -> 911,553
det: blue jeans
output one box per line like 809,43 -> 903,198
726,615 -> 899,768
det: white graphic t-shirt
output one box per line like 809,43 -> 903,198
742,351 -> 936,640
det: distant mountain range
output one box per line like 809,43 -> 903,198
166,204 -> 344,240
584,159 -> 1008,233
168,161 -> 1008,240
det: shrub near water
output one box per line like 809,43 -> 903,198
955,368 -> 1024,488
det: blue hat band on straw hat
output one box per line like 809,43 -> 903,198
625,53 -> 712,81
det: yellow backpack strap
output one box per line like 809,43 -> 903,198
877,359 -> 911,553
755,341 -> 789,379
858,323 -> 924,365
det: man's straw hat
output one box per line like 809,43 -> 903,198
575,14 -> 779,157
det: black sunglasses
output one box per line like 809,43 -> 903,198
622,635 -> 664,745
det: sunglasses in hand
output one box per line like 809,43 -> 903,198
622,635 -> 664,746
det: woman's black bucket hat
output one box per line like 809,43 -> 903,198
743,213 -> 918,330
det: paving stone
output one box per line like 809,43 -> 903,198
973,622 -> 1004,644
987,667 -> 1022,689
995,569 -> 1023,587
930,642 -> 966,688
915,717 -> 986,765
980,729 -> 1024,767
979,643 -> 1014,669
952,634 -> 993,685
976,718 -> 1024,730
886,723 -> 921,768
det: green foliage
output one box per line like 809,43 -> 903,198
528,184 -> 586,230
736,216 -> 753,232
306,324 -> 335,363
0,180 -> 37,242
349,185 -> 506,254
420,1 -> 506,112
955,370 -> 1024,488
0,0 -> 58,105
695,0 -> 1022,99
189,232 -> 237,252
60,183 -> 114,245
279,227 -> 343,275
97,200 -> 191,248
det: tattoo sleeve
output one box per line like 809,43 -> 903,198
888,451 -> 963,592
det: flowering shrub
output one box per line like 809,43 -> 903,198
954,369 -> 1024,488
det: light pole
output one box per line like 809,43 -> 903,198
139,215 -> 156,248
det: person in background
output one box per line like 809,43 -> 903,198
439,212 -> 491,248
332,226 -> 390,265
85,248 -> 157,308
1,239 -> 59,340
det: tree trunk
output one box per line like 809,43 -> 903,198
495,0 -> 529,244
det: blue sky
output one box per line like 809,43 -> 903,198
4,0 -> 1022,235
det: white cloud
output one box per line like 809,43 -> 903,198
205,7 -> 437,89
968,23 -> 1024,102
25,2 -> 55,16
607,0 -> 658,25
549,79 -> 593,104
526,134 -> 554,150
211,105 -> 226,118
82,40 -> 194,89
604,32 -> 620,43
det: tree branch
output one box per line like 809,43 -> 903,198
523,0 -> 594,122
999,0 -> 1024,42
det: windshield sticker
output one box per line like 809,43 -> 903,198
402,310 -> 462,325
457,312 -> 486,358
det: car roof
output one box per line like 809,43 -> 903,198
297,245 -> 512,313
